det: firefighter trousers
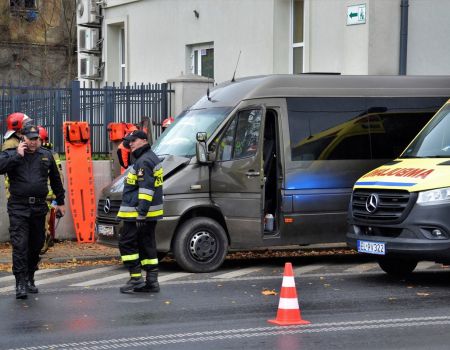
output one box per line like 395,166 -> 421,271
8,202 -> 47,276
119,221 -> 158,274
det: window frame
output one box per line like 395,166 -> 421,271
190,43 -> 214,79
291,0 -> 305,74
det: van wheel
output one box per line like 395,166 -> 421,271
378,257 -> 418,278
173,217 -> 228,273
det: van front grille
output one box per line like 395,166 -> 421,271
97,198 -> 121,217
352,189 -> 415,223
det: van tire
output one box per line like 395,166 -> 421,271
173,217 -> 228,273
378,257 -> 417,278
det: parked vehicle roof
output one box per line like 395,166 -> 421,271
189,74 -> 450,109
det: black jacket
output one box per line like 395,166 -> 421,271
117,144 -> 163,221
0,147 -> 65,205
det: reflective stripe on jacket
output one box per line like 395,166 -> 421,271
117,144 -> 163,221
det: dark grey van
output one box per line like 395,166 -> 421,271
96,74 -> 450,272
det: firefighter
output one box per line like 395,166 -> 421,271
37,125 -> 63,254
2,113 -> 33,203
2,112 -> 32,151
0,125 -> 65,299
116,130 -> 163,293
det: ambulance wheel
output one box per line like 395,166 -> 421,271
378,257 -> 417,278
173,217 -> 228,273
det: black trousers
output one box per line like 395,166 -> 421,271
8,201 -> 47,276
119,221 -> 158,273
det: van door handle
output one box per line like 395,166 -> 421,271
245,170 -> 260,177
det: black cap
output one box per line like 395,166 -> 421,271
22,125 -> 39,139
123,130 -> 147,142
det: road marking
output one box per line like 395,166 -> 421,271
416,261 -> 438,270
0,269 -> 61,283
212,267 -> 261,279
71,271 -> 194,287
294,264 -> 324,275
70,272 -> 129,287
0,266 -> 119,293
159,272 -> 193,282
8,315 -> 450,350
344,262 -> 379,273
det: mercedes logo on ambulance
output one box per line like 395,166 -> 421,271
365,193 -> 379,213
104,198 -> 111,214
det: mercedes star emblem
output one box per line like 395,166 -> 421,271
365,193 -> 379,213
104,198 -> 111,214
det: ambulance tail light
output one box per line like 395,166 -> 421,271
417,187 -> 450,206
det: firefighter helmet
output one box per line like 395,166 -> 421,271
4,112 -> 32,139
37,125 -> 49,141
162,116 -> 174,129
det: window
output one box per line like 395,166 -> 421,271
190,44 -> 214,79
292,0 -> 304,74
120,27 -> 126,83
287,97 -> 447,161
217,109 -> 262,161
10,0 -> 36,9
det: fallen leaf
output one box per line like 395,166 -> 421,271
165,300 -> 171,304
262,289 -> 278,296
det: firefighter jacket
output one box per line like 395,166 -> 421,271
1,136 -> 19,199
117,143 -> 163,221
0,147 -> 65,205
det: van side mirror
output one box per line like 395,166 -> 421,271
196,132 -> 210,164
196,132 -> 207,142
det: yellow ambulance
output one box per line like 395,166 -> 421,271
347,99 -> 450,277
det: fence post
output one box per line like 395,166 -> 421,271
104,85 -> 114,126
70,80 -> 80,121
54,90 -> 63,153
161,82 -> 168,120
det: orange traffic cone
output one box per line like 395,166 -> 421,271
268,262 -> 310,326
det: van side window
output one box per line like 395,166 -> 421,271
217,109 -> 262,161
287,97 -> 445,161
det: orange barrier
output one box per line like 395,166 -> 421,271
64,121 -> 96,243
268,262 -> 310,326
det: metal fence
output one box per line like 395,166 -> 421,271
0,81 -> 174,155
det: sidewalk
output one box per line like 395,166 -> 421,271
0,241 -> 120,266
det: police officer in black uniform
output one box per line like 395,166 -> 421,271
0,125 -> 65,299
117,130 -> 163,293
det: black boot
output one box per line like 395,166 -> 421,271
27,271 -> 39,294
120,276 -> 145,293
134,270 -> 160,293
15,275 -> 27,300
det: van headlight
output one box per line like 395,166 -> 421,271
417,187 -> 450,206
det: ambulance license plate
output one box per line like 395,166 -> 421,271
98,225 -> 114,237
357,240 -> 385,255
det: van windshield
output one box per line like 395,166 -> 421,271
152,107 -> 232,157
401,104 -> 450,158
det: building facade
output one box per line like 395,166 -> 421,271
78,0 -> 450,85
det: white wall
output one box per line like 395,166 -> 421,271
407,0 -> 450,75
103,0 -> 279,84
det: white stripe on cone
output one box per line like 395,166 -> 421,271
278,297 -> 300,309
281,276 -> 296,287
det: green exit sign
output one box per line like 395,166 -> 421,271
347,4 -> 366,25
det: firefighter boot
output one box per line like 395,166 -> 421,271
134,270 -> 160,293
27,271 -> 39,294
15,274 -> 28,300
120,276 -> 145,293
